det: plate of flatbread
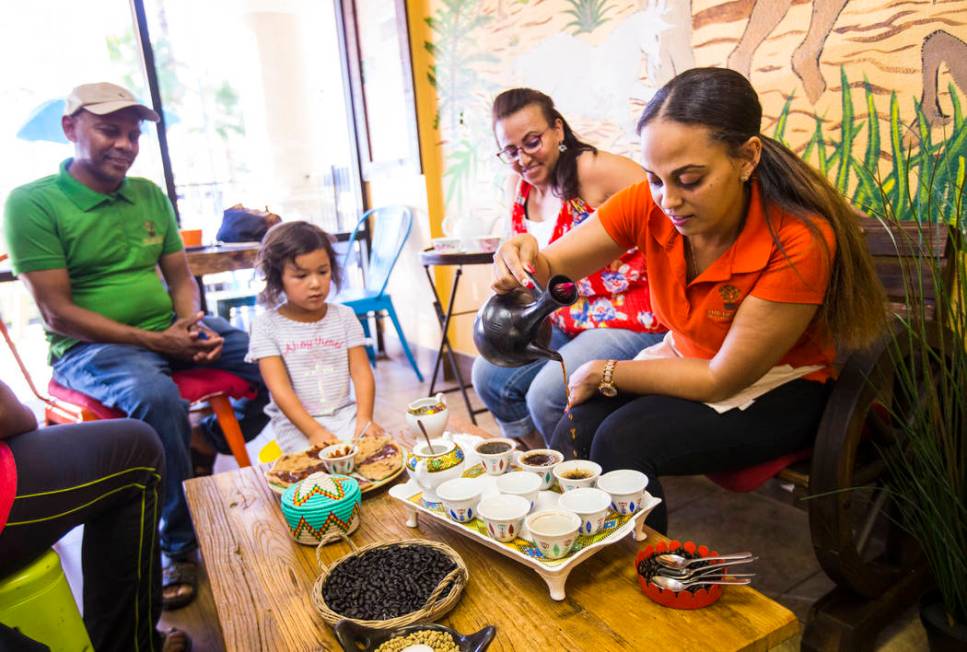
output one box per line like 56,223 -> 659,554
264,433 -> 406,495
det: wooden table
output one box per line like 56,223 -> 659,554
184,424 -> 799,651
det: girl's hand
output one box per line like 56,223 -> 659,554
493,234 -> 542,293
567,359 -> 608,408
355,419 -> 385,439
308,428 -> 339,448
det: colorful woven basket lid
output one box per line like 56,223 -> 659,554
280,472 -> 362,544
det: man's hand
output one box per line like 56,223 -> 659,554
148,312 -> 224,362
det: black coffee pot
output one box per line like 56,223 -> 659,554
473,272 -> 578,367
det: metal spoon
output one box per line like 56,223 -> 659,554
650,575 -> 752,591
655,551 -> 754,571
657,556 -> 759,579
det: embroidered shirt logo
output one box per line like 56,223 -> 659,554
707,284 -> 742,322
143,220 -> 163,245
719,285 -> 741,310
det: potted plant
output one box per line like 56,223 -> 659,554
866,120 -> 967,649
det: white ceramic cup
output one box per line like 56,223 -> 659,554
436,477 -> 483,523
476,494 -> 530,542
405,394 -> 449,441
558,487 -> 612,535
516,449 -> 564,490
495,471 -> 543,512
552,460 -> 602,492
320,443 -> 357,474
596,469 -> 649,515
475,438 -> 518,476
526,509 -> 581,560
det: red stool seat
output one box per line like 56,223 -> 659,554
48,369 -> 255,414
706,449 -> 812,493
47,368 -> 256,468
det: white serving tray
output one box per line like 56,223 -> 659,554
388,433 -> 660,600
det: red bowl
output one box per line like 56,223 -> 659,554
634,540 -> 724,609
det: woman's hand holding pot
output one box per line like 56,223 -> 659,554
493,234 -> 545,293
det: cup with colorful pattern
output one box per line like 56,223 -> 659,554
516,448 -> 564,490
552,460 -> 602,492
436,477 -> 483,523
557,487 -> 611,535
596,469 -> 649,515
525,509 -> 581,560
474,438 -> 518,476
320,443 -> 357,475
494,471 -> 542,512
476,494 -> 530,542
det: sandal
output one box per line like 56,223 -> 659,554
162,558 -> 198,610
160,627 -> 193,652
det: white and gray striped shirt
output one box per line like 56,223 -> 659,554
246,303 -> 366,451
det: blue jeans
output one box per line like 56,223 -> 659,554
471,327 -> 665,443
52,316 -> 269,558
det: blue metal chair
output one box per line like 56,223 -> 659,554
336,206 -> 424,381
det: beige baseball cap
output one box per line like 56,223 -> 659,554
64,82 -> 160,122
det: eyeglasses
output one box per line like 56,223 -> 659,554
496,128 -> 551,164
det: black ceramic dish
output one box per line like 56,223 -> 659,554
333,620 -> 496,652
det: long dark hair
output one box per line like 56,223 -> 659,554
256,221 -> 342,307
492,88 -> 596,200
636,67 -> 886,350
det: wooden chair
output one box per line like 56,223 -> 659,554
0,302 -> 254,468
707,217 -> 957,650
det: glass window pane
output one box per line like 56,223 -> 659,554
143,0 -> 363,238
0,0 -> 164,203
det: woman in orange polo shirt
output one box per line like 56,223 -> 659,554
491,68 -> 886,532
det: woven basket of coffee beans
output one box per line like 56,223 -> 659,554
312,534 -> 468,629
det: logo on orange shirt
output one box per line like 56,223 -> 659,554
707,285 -> 742,322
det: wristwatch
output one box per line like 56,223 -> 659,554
598,359 -> 618,397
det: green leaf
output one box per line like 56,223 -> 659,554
888,92 -> 910,217
864,79 -> 881,173
774,93 -> 795,147
835,67 -> 854,193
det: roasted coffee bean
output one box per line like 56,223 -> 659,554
322,545 -> 457,620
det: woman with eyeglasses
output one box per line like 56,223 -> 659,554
491,69 -> 886,532
471,88 -> 666,450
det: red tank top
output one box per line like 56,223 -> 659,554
511,180 -> 664,336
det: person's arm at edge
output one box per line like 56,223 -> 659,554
158,250 -> 200,320
0,380 -> 37,440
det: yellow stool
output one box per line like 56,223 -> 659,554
0,548 -> 93,651
258,439 -> 282,464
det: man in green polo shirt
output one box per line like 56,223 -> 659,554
3,82 -> 268,613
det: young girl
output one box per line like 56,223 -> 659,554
247,221 -> 386,453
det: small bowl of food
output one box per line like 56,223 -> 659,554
405,393 -> 449,440
320,443 -> 357,475
596,469 -> 649,515
525,509 -> 581,560
553,460 -> 602,492
477,494 -> 530,542
558,487 -> 611,535
474,438 -> 517,476
436,477 -> 483,523
432,237 -> 461,253
494,471 -> 542,512
516,449 -> 564,490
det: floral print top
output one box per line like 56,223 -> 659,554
511,180 -> 664,337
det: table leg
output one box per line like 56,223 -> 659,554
422,265 -> 481,425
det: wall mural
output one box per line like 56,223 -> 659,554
424,0 -> 966,232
